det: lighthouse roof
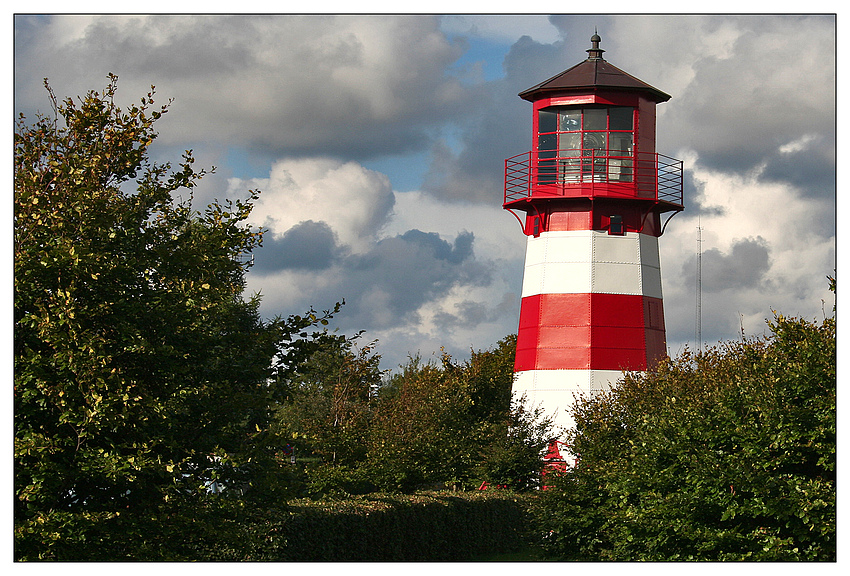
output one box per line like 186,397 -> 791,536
519,33 -> 671,103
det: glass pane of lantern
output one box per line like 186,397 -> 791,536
609,133 -> 633,155
559,132 -> 581,156
558,110 -> 581,131
583,108 -> 607,130
538,159 -> 557,184
538,133 -> 557,152
583,132 -> 606,151
559,158 -> 581,183
609,107 -> 634,130
538,109 -> 557,133
608,158 -> 633,182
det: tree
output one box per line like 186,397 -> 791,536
14,75 -> 336,527
474,396 -> 553,491
272,332 -> 384,467
366,336 -> 552,492
534,287 -> 836,561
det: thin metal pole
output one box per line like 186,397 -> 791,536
696,219 -> 702,353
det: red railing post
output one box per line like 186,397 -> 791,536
655,153 -> 660,201
503,158 -> 508,205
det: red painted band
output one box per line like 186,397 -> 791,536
515,293 -> 666,371
524,205 -> 662,236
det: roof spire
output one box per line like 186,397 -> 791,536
587,29 -> 605,60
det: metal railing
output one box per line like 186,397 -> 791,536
504,152 -> 532,202
504,150 -> 683,207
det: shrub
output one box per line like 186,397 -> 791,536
534,305 -> 835,561
15,491 -> 535,561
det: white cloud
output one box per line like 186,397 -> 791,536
384,190 -> 526,263
779,134 -> 818,155
234,157 -> 395,253
233,157 -> 526,369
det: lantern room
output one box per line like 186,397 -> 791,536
504,33 -> 683,238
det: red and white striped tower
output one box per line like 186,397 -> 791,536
503,33 -> 684,443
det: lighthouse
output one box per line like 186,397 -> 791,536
503,33 -> 684,440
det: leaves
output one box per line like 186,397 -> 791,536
14,76 -> 336,524
365,336 -> 552,492
272,331 -> 384,470
534,301 -> 836,561
14,74 -> 546,561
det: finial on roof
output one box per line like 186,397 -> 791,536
587,30 -> 605,60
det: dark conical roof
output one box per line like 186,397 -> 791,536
518,33 -> 671,103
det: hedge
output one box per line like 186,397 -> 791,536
15,490 -> 535,561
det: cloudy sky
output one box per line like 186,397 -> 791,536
14,13 -> 837,373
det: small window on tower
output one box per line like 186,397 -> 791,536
532,215 -> 541,237
609,215 -> 624,235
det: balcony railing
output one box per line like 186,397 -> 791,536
504,150 -> 683,208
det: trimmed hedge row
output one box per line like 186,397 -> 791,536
260,491 -> 533,561
16,491 -> 535,561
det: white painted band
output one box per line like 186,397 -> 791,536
520,230 -> 663,299
513,368 -> 629,433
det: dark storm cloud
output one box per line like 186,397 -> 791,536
432,293 -> 519,332
397,229 -> 474,264
14,15 -> 476,165
500,34 -> 571,92
250,228 -> 493,332
682,237 -> 771,294
347,230 -> 485,305
659,15 -> 834,184
83,16 -> 256,79
252,220 -> 340,272
760,138 -> 836,203
314,230 -> 492,330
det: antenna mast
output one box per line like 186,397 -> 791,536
695,220 -> 702,353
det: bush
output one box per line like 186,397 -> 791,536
252,491 -> 535,561
365,337 -> 552,492
533,304 -> 836,561
15,490 -> 535,561
304,463 -> 377,498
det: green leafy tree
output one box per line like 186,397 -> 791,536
366,336 -> 552,492
273,332 -> 384,467
475,396 -> 553,490
14,75 -> 336,533
535,287 -> 836,561
379,355 -> 485,490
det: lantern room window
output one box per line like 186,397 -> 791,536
537,106 -> 635,184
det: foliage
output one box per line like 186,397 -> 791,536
14,75 -> 337,535
14,495 -> 253,561
272,332 -> 383,467
14,490 -> 535,561
271,491 -> 535,561
13,75 -> 549,561
534,298 -> 836,561
365,335 -> 553,492
277,334 -> 552,496
474,397 -> 553,491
